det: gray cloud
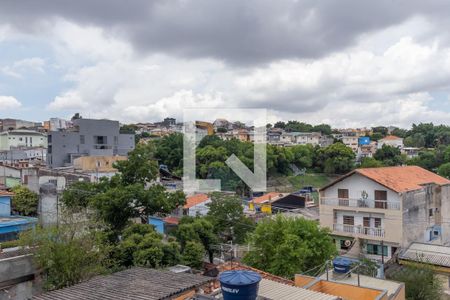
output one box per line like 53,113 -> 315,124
1,0 -> 447,65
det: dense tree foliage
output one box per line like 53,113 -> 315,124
174,216 -> 218,263
207,193 -> 255,244
315,143 -> 355,174
373,145 -> 405,166
243,215 -> 336,279
19,223 -> 107,291
11,185 -> 38,216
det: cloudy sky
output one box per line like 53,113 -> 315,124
1,0 -> 450,127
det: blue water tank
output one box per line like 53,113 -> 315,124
333,257 -> 352,274
358,136 -> 370,145
219,270 -> 262,300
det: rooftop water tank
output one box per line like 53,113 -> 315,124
219,270 -> 262,300
333,257 -> 352,274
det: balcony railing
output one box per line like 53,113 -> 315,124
321,197 -> 400,210
333,223 -> 385,237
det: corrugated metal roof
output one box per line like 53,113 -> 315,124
32,267 -> 213,300
258,279 -> 338,300
400,242 -> 450,267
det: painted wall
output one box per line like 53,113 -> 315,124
187,199 -> 212,217
0,196 -> 11,217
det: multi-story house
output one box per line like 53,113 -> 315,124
320,166 -> 450,260
0,130 -> 47,151
377,135 -> 404,149
47,118 -> 135,168
341,136 -> 359,152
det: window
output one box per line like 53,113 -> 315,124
375,190 -> 387,209
343,215 -> 354,225
374,218 -> 382,228
114,136 -> 118,145
338,189 -> 349,199
80,135 -> 85,144
94,136 -> 107,144
363,217 -> 370,227
30,137 -> 32,143
366,244 -> 388,256
429,208 -> 434,217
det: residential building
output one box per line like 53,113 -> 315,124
180,193 -> 211,216
0,191 -> 37,242
47,118 -> 135,168
377,135 -> 404,149
46,118 -> 71,131
31,267 -> 213,300
341,136 -> 359,152
280,132 -> 321,146
356,142 -> 377,161
267,129 -> 282,144
319,166 -> 450,260
0,130 -> 47,151
0,147 -> 46,164
401,147 -> 420,159
0,119 -> 40,131
73,155 -> 126,181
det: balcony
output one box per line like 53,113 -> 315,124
333,223 -> 385,237
321,197 -> 400,210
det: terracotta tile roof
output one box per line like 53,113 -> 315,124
163,216 -> 180,225
0,190 -> 14,196
381,135 -> 402,140
252,192 -> 285,204
184,193 -> 210,209
321,166 -> 450,193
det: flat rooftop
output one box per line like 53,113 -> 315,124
320,270 -> 403,298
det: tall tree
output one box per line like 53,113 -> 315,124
114,143 -> 159,185
374,144 -> 405,166
315,143 -> 355,174
207,193 -> 255,244
243,215 -> 336,279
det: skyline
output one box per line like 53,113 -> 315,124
2,1 -> 450,127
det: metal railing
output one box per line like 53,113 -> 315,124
333,223 -> 385,237
321,197 -> 400,210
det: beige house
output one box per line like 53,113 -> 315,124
320,166 -> 450,260
341,136 -> 359,152
73,155 -> 126,181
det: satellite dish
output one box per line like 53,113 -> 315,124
344,240 -> 352,247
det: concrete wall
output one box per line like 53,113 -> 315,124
188,199 -> 211,217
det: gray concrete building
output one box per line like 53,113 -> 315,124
47,118 -> 135,168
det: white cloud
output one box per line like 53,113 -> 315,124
0,95 -> 22,110
1,57 -> 45,78
47,91 -> 88,110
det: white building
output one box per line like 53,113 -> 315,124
341,136 -> 359,152
0,130 -> 47,151
377,135 -> 404,149
181,193 -> 211,216
320,166 -> 450,261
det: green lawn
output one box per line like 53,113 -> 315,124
287,173 -> 334,190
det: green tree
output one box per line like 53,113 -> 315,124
11,185 -> 38,216
274,121 -> 286,129
175,216 -> 218,263
387,262 -> 443,300
243,215 -> 336,279
19,224 -> 106,291
315,143 -> 355,174
155,133 -> 184,175
114,143 -> 159,185
182,241 -> 205,269
373,144 -> 405,166
60,180 -> 105,210
360,157 -> 384,168
438,162 -> 450,178
312,124 -> 332,135
207,193 -> 255,244
116,224 -> 180,268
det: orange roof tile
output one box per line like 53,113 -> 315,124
0,190 -> 14,196
322,166 -> 450,193
163,216 -> 180,225
381,135 -> 402,140
252,192 -> 284,204
184,193 -> 210,209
